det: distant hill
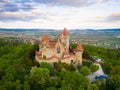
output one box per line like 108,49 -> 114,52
0,28 -> 120,34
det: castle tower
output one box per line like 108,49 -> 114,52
55,36 -> 65,58
41,35 -> 49,45
75,44 -> 83,64
41,35 -> 49,58
62,27 -> 69,50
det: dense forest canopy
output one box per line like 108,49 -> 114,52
0,39 -> 120,90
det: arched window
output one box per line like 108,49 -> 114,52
57,46 -> 60,53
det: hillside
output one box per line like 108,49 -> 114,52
0,40 -> 120,90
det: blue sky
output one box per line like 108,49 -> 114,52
0,0 -> 120,29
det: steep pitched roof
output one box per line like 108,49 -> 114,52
63,50 -> 70,58
49,40 -> 57,43
42,35 -> 49,42
49,40 -> 57,48
49,44 -> 55,48
63,27 -> 69,36
76,44 -> 83,51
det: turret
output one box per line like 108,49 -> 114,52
75,44 -> 83,64
62,28 -> 69,49
41,35 -> 49,46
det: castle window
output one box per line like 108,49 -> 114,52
71,60 -> 73,64
71,60 -> 73,63
57,46 -> 60,53
59,39 -> 61,43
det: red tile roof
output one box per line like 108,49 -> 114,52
50,40 -> 57,42
76,44 -> 83,51
42,35 -> 49,42
63,27 -> 69,36
49,44 -> 55,48
63,50 -> 70,58
39,41 -> 42,44
49,40 -> 57,44
36,51 -> 42,56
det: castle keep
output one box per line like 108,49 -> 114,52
35,28 -> 83,64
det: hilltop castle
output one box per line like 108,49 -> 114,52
35,28 -> 83,64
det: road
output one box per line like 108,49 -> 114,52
87,64 -> 105,82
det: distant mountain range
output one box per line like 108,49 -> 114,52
0,28 -> 120,34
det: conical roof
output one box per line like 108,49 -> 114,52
63,27 -> 69,36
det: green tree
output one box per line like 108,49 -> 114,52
46,87 -> 57,90
43,55 -> 46,59
70,43 -> 77,49
89,64 -> 99,73
30,66 -> 50,89
110,66 -> 120,75
107,75 -> 120,90
88,84 -> 99,90
24,81 -> 30,90
40,62 -> 55,76
69,64 -> 76,71
80,66 -> 91,76
14,80 -> 22,90
40,62 -> 52,71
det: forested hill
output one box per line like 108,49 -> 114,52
0,40 -> 120,90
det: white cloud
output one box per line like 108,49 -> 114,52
29,0 -> 120,7
0,0 -> 120,29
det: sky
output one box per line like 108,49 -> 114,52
0,0 -> 120,29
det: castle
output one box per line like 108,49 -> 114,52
35,28 -> 83,64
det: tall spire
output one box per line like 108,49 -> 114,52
63,27 -> 69,36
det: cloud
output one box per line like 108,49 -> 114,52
88,12 -> 120,22
20,0 -> 103,7
0,1 -> 36,13
0,9 -> 56,22
0,0 -> 59,22
105,12 -> 120,22
1,0 -> 118,9
12,0 -> 120,7
0,10 -> 44,21
0,0 -> 9,3
0,0 -> 119,14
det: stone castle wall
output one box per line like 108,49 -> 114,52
36,54 -> 82,65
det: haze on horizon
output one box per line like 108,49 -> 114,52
0,0 -> 120,29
